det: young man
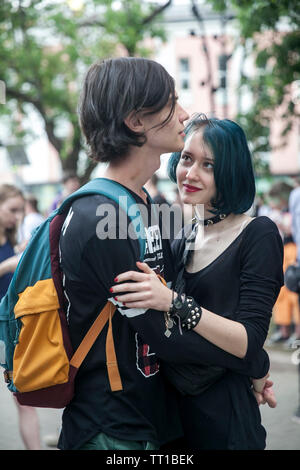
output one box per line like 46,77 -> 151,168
58,57 -> 270,450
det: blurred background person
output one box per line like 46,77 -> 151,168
0,184 -> 25,298
144,173 -> 171,206
0,184 -> 42,450
19,194 -> 45,243
144,174 -> 184,244
48,170 -> 80,213
288,177 -> 300,424
267,182 -> 300,346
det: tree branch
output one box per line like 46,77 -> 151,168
142,0 -> 172,25
6,86 -> 63,153
191,0 -> 216,115
78,1 -> 172,28
78,18 -> 105,28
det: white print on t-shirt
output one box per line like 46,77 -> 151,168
61,207 -> 74,236
109,296 -> 147,318
144,225 -> 162,254
135,333 -> 160,378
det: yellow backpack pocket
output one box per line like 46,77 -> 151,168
13,279 -> 70,393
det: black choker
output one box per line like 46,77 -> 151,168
195,213 -> 227,226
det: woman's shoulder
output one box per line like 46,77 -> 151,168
241,216 -> 283,256
244,215 -> 280,238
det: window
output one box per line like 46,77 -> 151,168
179,58 -> 190,90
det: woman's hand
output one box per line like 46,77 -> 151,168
110,261 -> 174,312
252,374 -> 277,408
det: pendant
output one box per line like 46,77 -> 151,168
164,312 -> 174,338
164,329 -> 171,338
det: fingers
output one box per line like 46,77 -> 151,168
112,262 -> 154,284
112,290 -> 152,304
113,271 -> 150,284
117,300 -> 153,309
111,280 -> 149,295
253,391 -> 266,406
136,261 -> 154,274
254,386 -> 277,408
264,379 -> 274,388
263,387 -> 277,408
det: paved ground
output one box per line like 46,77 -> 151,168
0,347 -> 299,450
260,347 -> 300,450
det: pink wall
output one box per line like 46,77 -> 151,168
175,35 -> 236,119
171,34 -> 299,175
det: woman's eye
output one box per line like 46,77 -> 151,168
180,154 -> 191,162
204,161 -> 214,169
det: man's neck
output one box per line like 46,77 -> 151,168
104,148 -> 160,203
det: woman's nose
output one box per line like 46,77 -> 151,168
186,163 -> 200,181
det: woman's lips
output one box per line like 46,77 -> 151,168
183,184 -> 202,193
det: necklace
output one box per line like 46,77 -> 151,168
194,212 -> 227,226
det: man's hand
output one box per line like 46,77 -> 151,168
253,376 -> 277,408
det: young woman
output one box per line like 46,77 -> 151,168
0,185 -> 25,299
0,184 -> 42,450
110,115 -> 283,449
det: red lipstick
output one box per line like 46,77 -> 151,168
183,184 -> 202,193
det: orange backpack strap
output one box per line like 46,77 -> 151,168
106,307 -> 123,391
157,274 -> 167,286
70,302 -> 123,391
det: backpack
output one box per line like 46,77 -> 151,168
0,178 -> 147,408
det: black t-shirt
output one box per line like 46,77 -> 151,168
57,187 -> 272,450
170,216 -> 284,449
176,216 -> 284,361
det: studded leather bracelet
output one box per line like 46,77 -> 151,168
170,295 -> 202,331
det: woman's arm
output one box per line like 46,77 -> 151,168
112,261 -> 248,358
0,255 -> 20,277
112,261 -> 277,406
193,308 -> 248,358
112,226 -> 283,361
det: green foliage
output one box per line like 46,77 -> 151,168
0,0 -> 170,179
207,0 -> 300,175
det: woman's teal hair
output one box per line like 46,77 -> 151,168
167,113 -> 256,215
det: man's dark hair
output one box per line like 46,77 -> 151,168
79,57 -> 176,163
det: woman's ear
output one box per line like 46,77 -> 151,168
124,111 -> 144,133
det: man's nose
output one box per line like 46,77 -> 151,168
178,104 -> 189,123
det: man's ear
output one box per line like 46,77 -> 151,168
124,111 -> 144,133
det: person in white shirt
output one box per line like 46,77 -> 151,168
21,195 -> 45,242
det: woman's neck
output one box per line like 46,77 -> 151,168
0,227 -> 7,246
201,213 -> 252,238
